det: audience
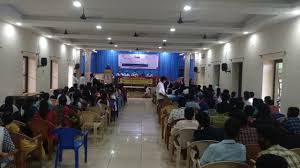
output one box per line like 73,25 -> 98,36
282,107 -> 300,134
200,118 -> 246,165
193,111 -> 224,141
0,126 -> 16,167
257,123 -> 300,168
171,107 -> 198,134
168,97 -> 186,124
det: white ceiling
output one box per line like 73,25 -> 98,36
1,0 -> 300,52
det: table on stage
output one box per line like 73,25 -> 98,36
118,76 -> 158,89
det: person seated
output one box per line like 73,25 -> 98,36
198,95 -> 209,113
282,107 -> 300,134
256,154 -> 288,168
131,71 -> 138,77
116,71 -> 122,77
185,94 -> 200,110
264,96 -> 280,113
143,86 -> 151,98
232,111 -> 258,145
168,97 -> 186,124
257,123 -> 300,168
216,93 -> 233,114
0,96 -> 20,122
0,126 -> 16,167
21,98 -> 38,123
193,111 -> 224,141
36,100 -> 52,120
171,107 -> 199,134
199,118 -> 246,165
50,95 -> 72,127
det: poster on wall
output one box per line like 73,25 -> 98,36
118,54 -> 159,69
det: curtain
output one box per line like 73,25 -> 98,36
90,50 -> 182,81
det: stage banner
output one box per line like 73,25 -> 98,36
118,54 -> 159,69
119,77 -> 153,85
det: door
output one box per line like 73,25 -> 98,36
213,64 -> 220,87
273,59 -> 283,107
232,62 -> 243,97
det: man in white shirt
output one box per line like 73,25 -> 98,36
72,73 -> 79,85
156,76 -> 168,101
79,73 -> 86,86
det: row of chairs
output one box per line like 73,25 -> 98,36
4,99 -> 119,168
157,100 -> 300,168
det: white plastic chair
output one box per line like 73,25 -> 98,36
198,161 -> 250,168
81,111 -> 103,141
186,140 -> 219,168
172,128 -> 197,168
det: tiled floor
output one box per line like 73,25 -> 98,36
42,98 -> 175,168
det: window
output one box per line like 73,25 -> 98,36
50,60 -> 58,89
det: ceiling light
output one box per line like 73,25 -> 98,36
218,41 -> 225,44
291,9 -> 300,15
194,52 -> 198,54
45,35 -> 52,38
96,25 -> 102,30
163,39 -> 167,42
203,48 -> 208,50
107,37 -> 112,40
73,1 -> 82,8
65,43 -> 71,45
243,31 -> 249,35
16,22 -> 22,26
183,5 -> 192,11
158,46 -> 162,49
170,27 -> 176,32
114,44 -> 118,47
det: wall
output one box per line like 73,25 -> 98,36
195,16 -> 300,113
0,20 -> 80,102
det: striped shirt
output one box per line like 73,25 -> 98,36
259,145 -> 300,168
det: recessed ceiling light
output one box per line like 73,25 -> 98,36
203,48 -> 208,50
170,27 -> 176,32
16,22 -> 22,26
243,31 -> 249,35
218,41 -> 225,44
158,46 -> 162,49
96,25 -> 102,30
163,39 -> 167,42
183,5 -> 192,11
291,9 -> 300,15
73,1 -> 82,8
194,52 -> 198,54
107,37 -> 112,40
114,44 -> 118,47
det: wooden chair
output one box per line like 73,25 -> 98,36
199,161 -> 250,168
245,144 -> 261,167
290,148 -> 300,156
27,118 -> 56,160
172,128 -> 197,168
81,111 -> 104,140
165,119 -> 184,150
186,140 -> 219,168
9,132 -> 42,168
157,99 -> 172,123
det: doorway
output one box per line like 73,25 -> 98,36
232,62 -> 243,97
200,67 -> 206,86
273,59 -> 283,106
262,59 -> 283,106
213,64 -> 220,87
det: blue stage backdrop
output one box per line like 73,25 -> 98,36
89,50 -> 193,81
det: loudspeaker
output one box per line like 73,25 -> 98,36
41,58 -> 47,66
75,63 -> 80,70
194,67 -> 198,72
221,63 -> 228,72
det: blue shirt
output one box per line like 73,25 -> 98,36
186,101 -> 200,110
200,139 -> 246,165
282,117 -> 300,134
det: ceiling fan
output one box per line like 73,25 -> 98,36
80,7 -> 103,20
177,11 -> 198,24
